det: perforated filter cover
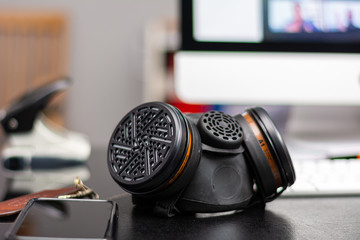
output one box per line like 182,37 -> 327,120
107,102 -> 188,193
198,111 -> 243,149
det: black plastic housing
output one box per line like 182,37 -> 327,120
177,113 -> 253,213
107,102 -> 296,216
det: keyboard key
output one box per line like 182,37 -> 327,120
282,159 -> 360,196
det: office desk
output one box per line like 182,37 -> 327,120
1,148 -> 360,239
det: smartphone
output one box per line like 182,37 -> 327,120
6,198 -> 118,240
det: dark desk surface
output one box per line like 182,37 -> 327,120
1,148 -> 360,239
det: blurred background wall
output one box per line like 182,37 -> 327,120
0,0 -> 178,147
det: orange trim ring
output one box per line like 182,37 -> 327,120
243,113 -> 283,187
168,130 -> 192,185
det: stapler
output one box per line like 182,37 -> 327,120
0,78 -> 91,200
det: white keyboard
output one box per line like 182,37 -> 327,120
282,159 -> 360,196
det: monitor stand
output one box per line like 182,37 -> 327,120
285,106 -> 360,159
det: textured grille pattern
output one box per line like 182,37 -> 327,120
200,111 -> 242,147
108,105 -> 176,183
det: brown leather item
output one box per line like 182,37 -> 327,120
0,186 -> 81,217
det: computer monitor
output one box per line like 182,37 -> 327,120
174,0 -> 360,105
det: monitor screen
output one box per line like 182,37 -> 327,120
175,0 -> 360,105
183,0 -> 360,52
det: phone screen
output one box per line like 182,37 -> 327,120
7,198 -> 118,240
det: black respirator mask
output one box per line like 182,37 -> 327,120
107,102 -> 295,217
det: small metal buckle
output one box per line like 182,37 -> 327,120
58,177 -> 99,199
